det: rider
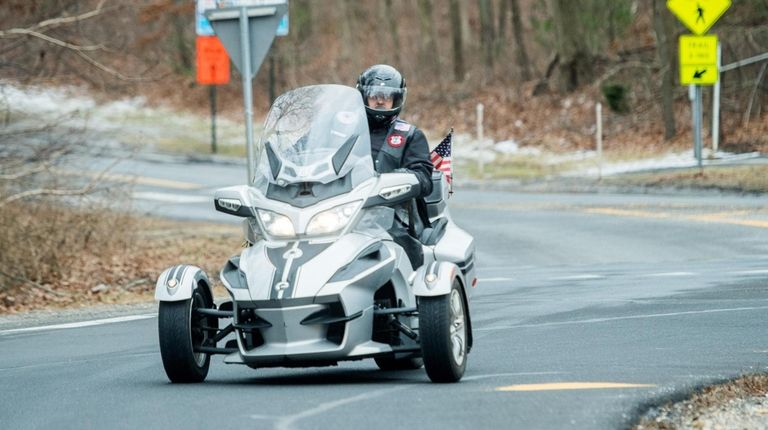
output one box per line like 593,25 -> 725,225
356,64 -> 433,198
356,65 -> 434,267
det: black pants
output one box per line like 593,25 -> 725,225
388,223 -> 424,270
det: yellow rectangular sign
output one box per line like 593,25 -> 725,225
667,0 -> 731,35
679,35 -> 718,85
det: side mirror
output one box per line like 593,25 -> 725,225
214,186 -> 256,217
363,172 -> 421,208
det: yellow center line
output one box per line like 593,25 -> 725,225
496,382 -> 656,392
585,207 -> 768,229
56,170 -> 203,190
584,208 -> 673,219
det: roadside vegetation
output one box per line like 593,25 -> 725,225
607,165 -> 768,194
634,374 -> 768,429
0,209 -> 240,314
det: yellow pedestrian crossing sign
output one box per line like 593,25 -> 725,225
667,0 -> 731,35
679,35 -> 718,85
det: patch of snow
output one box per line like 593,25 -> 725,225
568,150 -> 762,177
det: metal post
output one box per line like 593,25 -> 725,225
712,43 -> 721,153
239,7 -> 255,184
596,102 -> 603,180
694,85 -> 703,168
476,103 -> 484,175
210,85 -> 217,154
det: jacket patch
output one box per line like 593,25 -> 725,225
387,134 -> 405,148
394,122 -> 411,132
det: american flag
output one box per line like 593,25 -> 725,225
430,128 -> 453,185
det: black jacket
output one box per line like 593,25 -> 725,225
369,119 -> 434,198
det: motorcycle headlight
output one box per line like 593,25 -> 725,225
306,201 -> 362,236
257,209 -> 295,238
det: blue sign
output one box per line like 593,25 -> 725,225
276,14 -> 289,36
196,0 -> 217,36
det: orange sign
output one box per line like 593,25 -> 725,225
196,36 -> 230,85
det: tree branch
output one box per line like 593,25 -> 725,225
75,51 -> 151,82
0,28 -> 103,51
0,269 -> 71,298
0,156 -> 122,207
31,0 -> 109,32
0,163 -> 50,181
591,61 -> 659,89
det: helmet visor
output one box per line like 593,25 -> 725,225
360,85 -> 405,110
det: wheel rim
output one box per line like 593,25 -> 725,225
190,291 -> 209,367
449,288 -> 466,366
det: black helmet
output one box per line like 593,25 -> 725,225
356,64 -> 407,127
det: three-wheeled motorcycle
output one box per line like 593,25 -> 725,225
155,85 -> 476,383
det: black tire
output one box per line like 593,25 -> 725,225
374,356 -> 424,371
419,280 -> 468,383
158,287 -> 214,383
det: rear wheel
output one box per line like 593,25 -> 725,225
419,280 -> 468,383
158,286 -> 215,383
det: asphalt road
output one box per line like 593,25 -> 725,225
2,155 -> 768,429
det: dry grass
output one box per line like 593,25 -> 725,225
606,165 -> 768,194
0,205 -> 242,314
634,374 -> 768,429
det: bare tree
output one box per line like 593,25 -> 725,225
510,0 -> 533,81
417,0 -> 441,73
384,0 -> 402,67
449,0 -> 465,82
0,1 -> 153,82
496,0 -> 509,57
479,0 -> 495,73
652,0 -> 677,140
548,0 -> 596,92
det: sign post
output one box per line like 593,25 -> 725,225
205,3 -> 288,183
668,0 -> 730,168
196,1 -> 229,154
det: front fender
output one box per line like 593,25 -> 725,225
155,265 -> 212,302
412,261 -> 465,297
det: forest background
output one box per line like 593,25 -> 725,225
2,0 -> 768,153
1,0 -> 768,311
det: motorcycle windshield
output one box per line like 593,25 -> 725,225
254,85 -> 373,186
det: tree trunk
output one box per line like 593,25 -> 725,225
652,0 -> 677,140
172,0 -> 192,74
549,0 -> 595,92
449,0 -> 465,81
417,0 -> 440,73
336,0 -> 354,78
384,0 -> 402,67
459,0 -> 473,50
510,0 -> 532,81
479,0 -> 495,72
293,0 -> 313,43
496,0 -> 509,56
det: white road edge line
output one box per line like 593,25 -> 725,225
0,314 -> 157,335
270,386 -> 407,430
549,274 -> 604,281
132,191 -> 210,204
641,272 -> 697,278
476,306 -> 768,331
734,269 -> 768,275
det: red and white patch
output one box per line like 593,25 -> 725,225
387,134 -> 404,148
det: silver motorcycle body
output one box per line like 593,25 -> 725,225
156,85 -> 475,382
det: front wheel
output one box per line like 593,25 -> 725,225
158,286 -> 215,383
418,280 -> 468,383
